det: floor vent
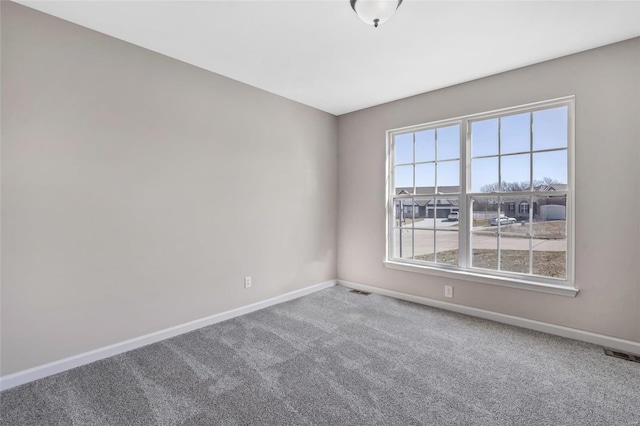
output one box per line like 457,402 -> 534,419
349,289 -> 371,296
604,348 -> 640,363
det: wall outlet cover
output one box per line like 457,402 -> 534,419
444,285 -> 453,298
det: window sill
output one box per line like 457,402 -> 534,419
383,260 -> 578,297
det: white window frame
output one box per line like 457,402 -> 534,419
384,96 -> 577,297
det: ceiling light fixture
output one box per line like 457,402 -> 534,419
350,0 -> 403,28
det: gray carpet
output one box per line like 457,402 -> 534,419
1,286 -> 639,426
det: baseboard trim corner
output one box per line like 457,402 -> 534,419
0,279 -> 337,392
337,279 -> 640,355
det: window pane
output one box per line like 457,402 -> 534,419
393,228 -> 413,260
414,220 -> 433,230
500,112 -> 530,154
471,196 -> 499,231
533,150 -> 567,187
531,195 -> 567,278
394,199 -> 415,227
532,195 -> 567,227
411,198 -> 430,227
533,239 -> 567,279
437,125 -> 460,160
500,154 -> 530,191
533,106 -> 568,151
471,233 -> 498,271
415,197 -> 458,228
415,163 -> 435,191
437,160 -> 460,193
394,133 -> 413,164
498,195 -> 521,225
415,129 -> 435,163
500,235 -> 530,274
414,229 -> 435,262
436,230 -> 458,265
414,221 -> 433,230
394,165 -> 413,193
401,201 -> 417,223
435,197 -> 459,220
420,198 -> 436,229
472,118 -> 498,157
471,157 -> 499,193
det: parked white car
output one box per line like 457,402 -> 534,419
489,215 -> 517,226
448,211 -> 459,221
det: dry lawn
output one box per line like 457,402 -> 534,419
415,249 -> 566,278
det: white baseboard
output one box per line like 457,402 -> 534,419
0,280 -> 336,392
337,279 -> 640,355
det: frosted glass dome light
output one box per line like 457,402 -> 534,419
350,0 -> 403,28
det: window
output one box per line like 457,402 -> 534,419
519,202 -> 529,215
386,97 -> 574,292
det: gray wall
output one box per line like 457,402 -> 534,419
338,38 -> 640,343
1,2 -> 337,375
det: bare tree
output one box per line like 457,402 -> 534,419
480,177 -> 560,193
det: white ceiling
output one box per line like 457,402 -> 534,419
15,1 -> 640,115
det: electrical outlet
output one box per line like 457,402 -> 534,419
244,276 -> 252,288
444,285 -> 453,298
